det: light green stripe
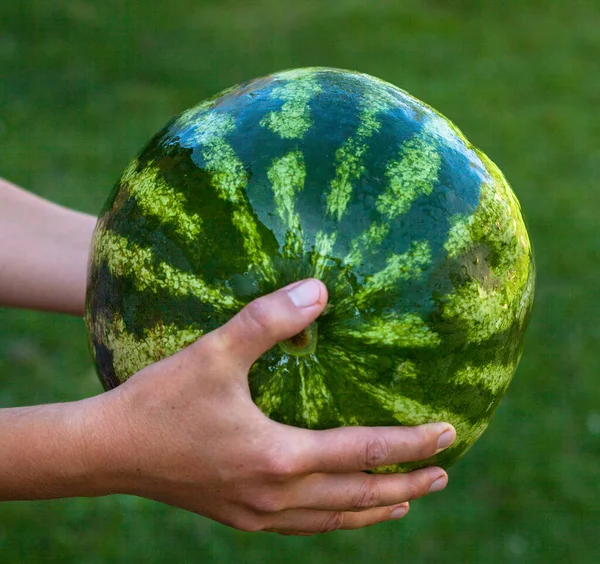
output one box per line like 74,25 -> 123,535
365,379 -> 489,465
188,112 -> 276,282
393,360 -> 419,382
311,231 -> 337,278
348,240 -> 431,307
251,362 -> 286,416
442,279 -> 513,343
260,72 -> 322,139
267,150 -> 306,258
202,132 -> 247,204
120,160 -> 201,242
325,345 -> 490,453
442,179 -> 534,340
376,136 -> 441,218
329,358 -> 489,466
344,221 -> 390,267
297,359 -> 335,426
97,314 -> 203,381
450,363 -> 513,397
252,356 -> 337,427
173,81 -> 241,133
173,98 -> 219,132
94,230 -> 240,311
326,92 -> 396,221
321,345 -> 382,426
445,213 -> 474,258
331,313 -> 441,348
343,136 -> 440,268
230,208 -> 275,281
179,111 -> 236,152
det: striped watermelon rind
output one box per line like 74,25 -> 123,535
86,68 -> 535,472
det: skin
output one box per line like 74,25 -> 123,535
0,177 -> 456,535
0,179 -> 95,315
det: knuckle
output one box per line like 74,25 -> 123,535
230,515 -> 264,533
240,299 -> 274,339
191,331 -> 227,366
262,453 -> 298,480
351,480 -> 380,510
404,475 -> 428,501
364,435 -> 391,468
405,481 -> 420,501
415,428 -> 439,457
250,492 -> 286,514
320,512 -> 344,534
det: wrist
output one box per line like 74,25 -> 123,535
70,390 -> 140,499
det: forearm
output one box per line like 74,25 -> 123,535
0,178 -> 97,315
0,399 -> 111,501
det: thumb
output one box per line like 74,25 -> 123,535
208,279 -> 328,368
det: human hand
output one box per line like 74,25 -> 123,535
81,279 -> 455,535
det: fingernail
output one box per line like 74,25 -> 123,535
436,428 -> 455,452
389,504 -> 409,519
288,280 -> 321,308
429,475 -> 448,493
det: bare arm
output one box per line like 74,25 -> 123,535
0,401 -> 108,501
0,178 -> 96,315
0,278 -> 455,533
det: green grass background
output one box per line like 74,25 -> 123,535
1,0 -> 599,561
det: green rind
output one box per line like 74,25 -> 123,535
86,67 -> 535,472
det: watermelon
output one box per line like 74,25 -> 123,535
85,68 -> 535,472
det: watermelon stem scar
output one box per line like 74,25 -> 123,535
279,322 -> 318,356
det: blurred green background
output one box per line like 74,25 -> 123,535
1,0 -> 599,561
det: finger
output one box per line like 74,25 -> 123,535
280,467 -> 447,512
294,422 -> 456,473
205,279 -> 328,369
263,503 -> 410,535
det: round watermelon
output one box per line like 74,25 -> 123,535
85,68 -> 535,472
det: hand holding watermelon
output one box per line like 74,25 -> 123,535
0,180 -> 454,536
86,278 -> 455,534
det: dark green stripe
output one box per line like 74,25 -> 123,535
88,258 -> 238,340
106,149 -> 278,285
